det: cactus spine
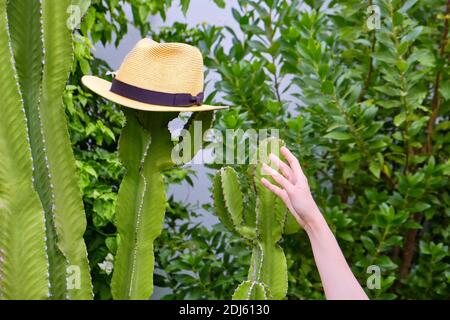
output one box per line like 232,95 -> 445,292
213,138 -> 298,300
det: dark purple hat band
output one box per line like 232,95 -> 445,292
110,78 -> 204,107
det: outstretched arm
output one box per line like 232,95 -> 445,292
261,146 -> 368,300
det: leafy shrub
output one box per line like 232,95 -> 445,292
155,200 -> 250,299
70,0 -> 449,299
199,0 -> 450,299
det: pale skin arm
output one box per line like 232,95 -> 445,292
261,146 -> 369,300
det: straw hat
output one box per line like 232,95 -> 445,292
82,38 -> 228,112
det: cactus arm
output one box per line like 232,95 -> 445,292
252,138 -> 288,300
137,112 -> 178,299
7,0 -> 69,299
232,281 -> 269,300
112,109 -> 153,299
212,172 -> 236,231
37,0 -> 92,299
2,0 -> 93,299
7,0 -> 42,117
216,167 -> 257,240
232,281 -> 253,299
246,242 -> 287,300
0,0 -> 49,299
215,138 -> 289,301
254,164 -> 285,243
249,243 -> 287,300
112,110 -> 177,300
255,180 -> 285,244
127,166 -> 166,299
138,112 -> 179,170
243,166 -> 257,229
220,167 -> 244,227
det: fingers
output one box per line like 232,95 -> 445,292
261,178 -> 294,210
261,178 -> 301,226
281,146 -> 305,179
262,163 -> 294,193
269,153 -> 294,183
261,178 -> 285,198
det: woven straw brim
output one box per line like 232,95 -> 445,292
82,75 -> 228,112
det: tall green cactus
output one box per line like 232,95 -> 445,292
213,138 -> 299,300
112,110 -> 214,300
0,0 -> 49,299
0,0 -> 93,299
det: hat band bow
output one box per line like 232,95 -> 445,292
110,78 -> 204,107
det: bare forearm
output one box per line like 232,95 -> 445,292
261,147 -> 369,299
304,213 -> 369,300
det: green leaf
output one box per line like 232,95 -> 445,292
324,131 -> 352,141
401,26 -> 423,43
409,49 -> 435,67
340,152 -> 362,162
372,50 -> 397,64
377,256 -> 398,270
267,100 -> 282,114
404,220 -> 422,229
439,80 -> 450,101
138,5 -> 149,23
360,235 -> 376,252
411,202 -> 431,213
394,112 -> 406,127
399,0 -> 418,13
395,59 -> 408,72
213,0 -> 226,8
369,161 -> 381,179
321,80 -> 334,95
180,0 -> 190,16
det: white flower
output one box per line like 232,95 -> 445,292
98,253 -> 114,275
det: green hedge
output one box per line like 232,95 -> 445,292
69,0 -> 449,299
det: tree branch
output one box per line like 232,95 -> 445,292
399,0 -> 450,280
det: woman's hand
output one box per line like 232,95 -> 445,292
261,146 -> 369,300
261,146 -> 323,231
